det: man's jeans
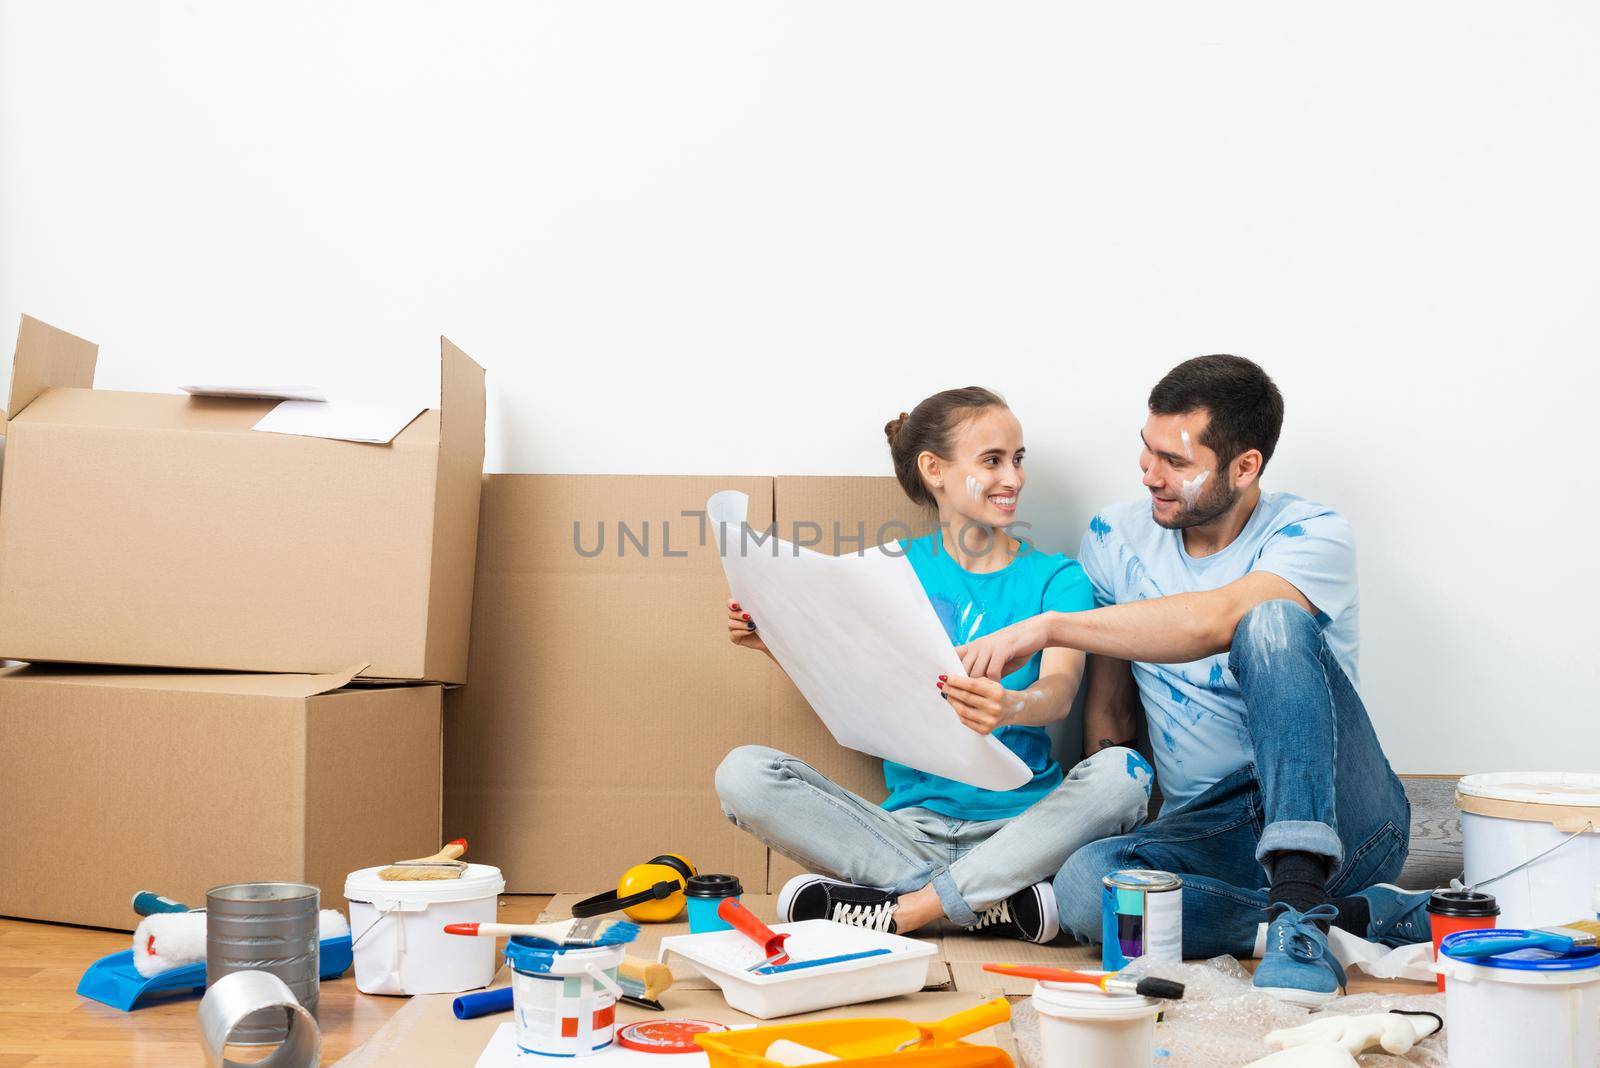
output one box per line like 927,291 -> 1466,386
1054,600 -> 1412,957
716,744 -> 1151,927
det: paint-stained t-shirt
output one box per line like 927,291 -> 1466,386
1076,492 -> 1359,814
879,532 -> 1094,821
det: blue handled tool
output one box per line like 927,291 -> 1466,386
754,948 -> 893,974
131,891 -> 193,917
1447,924 -> 1598,959
454,986 -> 515,1019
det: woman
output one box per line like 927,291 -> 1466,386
714,386 -> 1151,943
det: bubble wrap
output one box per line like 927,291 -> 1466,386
1006,957 -> 1448,1068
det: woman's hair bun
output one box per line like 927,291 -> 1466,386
884,412 -> 911,445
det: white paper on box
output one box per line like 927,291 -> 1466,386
252,398 -> 428,444
708,490 -> 1030,792
181,385 -> 328,402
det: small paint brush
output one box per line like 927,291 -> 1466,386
983,962 -> 1185,999
444,918 -> 640,946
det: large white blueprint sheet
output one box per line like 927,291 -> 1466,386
708,491 -> 1030,792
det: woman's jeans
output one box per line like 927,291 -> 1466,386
716,743 -> 1152,927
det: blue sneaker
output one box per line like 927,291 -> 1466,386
1252,903 -> 1347,1007
1357,883 -> 1433,948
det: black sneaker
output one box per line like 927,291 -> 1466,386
777,874 -> 899,932
965,881 -> 1060,943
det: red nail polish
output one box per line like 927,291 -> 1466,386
732,602 -> 741,610
742,614 -> 751,621
936,682 -> 944,688
938,675 -> 947,681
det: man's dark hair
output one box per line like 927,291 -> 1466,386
1148,354 -> 1284,471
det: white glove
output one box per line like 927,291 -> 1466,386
1264,1011 -> 1441,1055
1243,1046 -> 1358,1068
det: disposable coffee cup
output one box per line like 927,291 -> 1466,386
685,875 -> 743,933
1427,889 -> 1498,992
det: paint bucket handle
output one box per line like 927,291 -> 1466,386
1456,821 -> 1595,893
585,962 -> 623,998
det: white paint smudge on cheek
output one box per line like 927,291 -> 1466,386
965,475 -> 983,502
1180,469 -> 1210,505
1180,430 -> 1193,460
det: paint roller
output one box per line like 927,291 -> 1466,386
132,907 -> 350,978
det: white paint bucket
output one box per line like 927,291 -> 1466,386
1457,772 -> 1600,928
344,863 -> 505,995
1031,979 -> 1160,1068
1437,932 -> 1600,1068
506,937 -> 627,1056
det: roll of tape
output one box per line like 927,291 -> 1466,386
197,969 -> 322,1067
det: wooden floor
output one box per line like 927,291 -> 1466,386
0,892 -> 1437,1066
0,895 -> 552,1067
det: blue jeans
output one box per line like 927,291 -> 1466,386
1054,600 -> 1411,957
716,744 -> 1150,927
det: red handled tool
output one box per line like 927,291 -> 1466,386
717,898 -> 791,970
982,962 -> 1185,999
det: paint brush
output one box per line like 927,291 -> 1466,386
1446,919 -> 1600,959
378,838 -> 468,881
443,918 -> 640,947
982,962 -> 1185,999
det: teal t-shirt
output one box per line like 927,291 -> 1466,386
881,532 -> 1094,821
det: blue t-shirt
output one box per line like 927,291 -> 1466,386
881,532 -> 1094,821
1076,492 -> 1360,814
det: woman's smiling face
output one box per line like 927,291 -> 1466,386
924,406 -> 1026,528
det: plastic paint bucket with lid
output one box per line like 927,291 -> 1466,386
506,936 -> 628,1056
1457,772 -> 1600,928
344,863 -> 505,995
685,875 -> 743,934
1437,929 -> 1600,1068
1100,869 -> 1182,971
1032,979 -> 1161,1068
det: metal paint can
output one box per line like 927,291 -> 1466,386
205,882 -> 320,1045
1101,869 -> 1182,971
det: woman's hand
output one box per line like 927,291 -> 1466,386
957,615 -> 1050,681
939,674 -> 1018,735
726,598 -> 769,655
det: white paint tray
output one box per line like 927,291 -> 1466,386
658,919 -> 938,1019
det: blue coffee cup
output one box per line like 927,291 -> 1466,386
684,874 -> 743,933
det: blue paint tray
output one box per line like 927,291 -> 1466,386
76,933 -> 353,1011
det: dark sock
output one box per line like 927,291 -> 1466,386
1268,851 -> 1333,929
1329,895 -> 1371,937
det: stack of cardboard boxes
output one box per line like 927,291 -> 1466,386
0,315 -> 487,929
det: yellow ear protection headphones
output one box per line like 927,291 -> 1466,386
570,854 -> 698,923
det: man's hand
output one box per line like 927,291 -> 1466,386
957,615 -> 1049,681
939,674 -> 1017,735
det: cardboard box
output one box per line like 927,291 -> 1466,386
0,664 -> 442,930
0,314 -> 486,682
444,474 -> 933,893
444,475 -> 774,893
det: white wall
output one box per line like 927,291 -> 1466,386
4,2 -> 1597,774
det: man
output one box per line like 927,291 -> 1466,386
957,355 -> 1429,1006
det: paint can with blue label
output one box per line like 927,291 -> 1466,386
1101,869 -> 1182,971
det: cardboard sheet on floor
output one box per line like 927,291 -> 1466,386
540,895 -> 951,992
929,917 -> 1101,996
335,977 -> 1007,1068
